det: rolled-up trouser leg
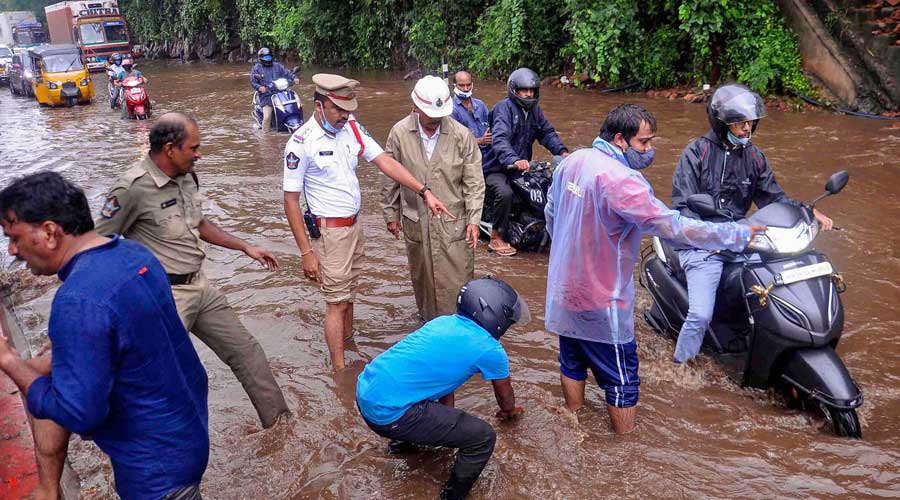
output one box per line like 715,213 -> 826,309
183,277 -> 289,427
160,484 -> 202,500
261,105 -> 274,132
364,400 -> 496,500
674,250 -> 725,363
485,172 -> 514,241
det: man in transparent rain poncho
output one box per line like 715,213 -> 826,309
544,104 -> 765,433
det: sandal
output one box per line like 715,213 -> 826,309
488,241 -> 517,256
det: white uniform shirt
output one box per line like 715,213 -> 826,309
417,120 -> 440,161
283,115 -> 385,217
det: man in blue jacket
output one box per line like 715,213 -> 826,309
357,277 -> 527,500
250,47 -> 298,133
0,172 -> 209,500
482,67 -> 568,256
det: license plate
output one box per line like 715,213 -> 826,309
775,261 -> 833,285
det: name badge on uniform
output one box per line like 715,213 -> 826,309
318,151 -> 334,156
160,198 -> 177,209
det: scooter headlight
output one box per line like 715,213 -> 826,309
753,221 -> 816,255
47,81 -> 58,89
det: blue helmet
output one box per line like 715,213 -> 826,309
258,47 -> 273,66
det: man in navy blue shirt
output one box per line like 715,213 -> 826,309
357,277 -> 527,500
0,172 -> 209,500
450,70 -> 492,155
481,68 -> 568,256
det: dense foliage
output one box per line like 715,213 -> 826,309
108,0 -> 811,94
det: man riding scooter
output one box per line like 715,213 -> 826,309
250,47 -> 298,133
106,53 -> 123,109
670,83 -> 834,364
114,58 -> 148,119
482,67 -> 568,256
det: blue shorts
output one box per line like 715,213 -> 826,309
558,336 -> 640,408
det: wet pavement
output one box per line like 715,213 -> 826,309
1,61 -> 899,499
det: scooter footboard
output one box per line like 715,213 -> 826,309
780,348 -> 863,409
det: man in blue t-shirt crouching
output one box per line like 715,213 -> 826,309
356,277 -> 528,500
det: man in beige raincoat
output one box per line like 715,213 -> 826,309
382,75 -> 485,321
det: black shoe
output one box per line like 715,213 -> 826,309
387,439 -> 418,455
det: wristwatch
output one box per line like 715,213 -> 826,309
418,185 -> 432,199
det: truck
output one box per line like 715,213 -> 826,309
0,11 -> 47,48
44,1 -> 131,71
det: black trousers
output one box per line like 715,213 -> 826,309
485,172 -> 515,240
364,400 -> 497,500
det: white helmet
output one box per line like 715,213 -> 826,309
411,75 -> 453,118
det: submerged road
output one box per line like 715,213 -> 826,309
1,61 -> 898,499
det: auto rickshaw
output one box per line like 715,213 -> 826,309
29,44 -> 94,107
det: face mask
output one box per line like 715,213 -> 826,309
317,102 -> 341,135
625,147 -> 655,170
454,86 -> 473,99
727,130 -> 751,147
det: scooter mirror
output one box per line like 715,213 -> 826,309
686,193 -> 719,218
825,170 -> 849,195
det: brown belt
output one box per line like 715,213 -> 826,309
316,215 -> 357,228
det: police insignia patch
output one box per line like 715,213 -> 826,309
292,133 -> 306,144
101,196 -> 121,218
286,152 -> 300,170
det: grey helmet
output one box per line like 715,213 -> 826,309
707,83 -> 767,141
258,47 -> 273,66
507,67 -> 541,111
457,277 -> 531,339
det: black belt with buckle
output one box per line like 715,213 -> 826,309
167,272 -> 198,286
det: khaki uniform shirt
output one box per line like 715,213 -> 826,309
95,155 -> 206,275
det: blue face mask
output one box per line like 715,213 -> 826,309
317,102 -> 341,135
727,130 -> 751,147
625,147 -> 655,170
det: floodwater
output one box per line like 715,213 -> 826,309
1,61 -> 898,500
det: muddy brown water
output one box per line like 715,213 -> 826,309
1,61 -> 898,500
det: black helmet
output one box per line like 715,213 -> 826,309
258,47 -> 273,66
457,277 -> 531,339
507,67 -> 540,111
707,83 -> 767,142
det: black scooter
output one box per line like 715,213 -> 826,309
639,171 -> 863,437
479,155 -> 562,252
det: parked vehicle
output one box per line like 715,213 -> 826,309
639,171 -> 863,438
45,1 -> 131,71
479,155 -> 562,252
30,44 -> 94,106
251,77 -> 303,133
7,49 -> 37,97
121,75 -> 149,119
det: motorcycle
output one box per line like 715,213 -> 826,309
106,65 -> 120,109
121,76 -> 151,120
479,155 -> 562,252
639,170 -> 863,438
251,76 -> 303,133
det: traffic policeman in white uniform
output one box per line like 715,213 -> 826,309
283,73 -> 453,370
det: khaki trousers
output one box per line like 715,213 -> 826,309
172,272 -> 288,427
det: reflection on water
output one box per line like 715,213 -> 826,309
1,61 -> 899,499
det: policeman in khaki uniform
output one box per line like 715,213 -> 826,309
96,112 -> 289,428
382,75 -> 485,321
283,74 -> 453,370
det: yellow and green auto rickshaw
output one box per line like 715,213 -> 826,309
29,44 -> 94,107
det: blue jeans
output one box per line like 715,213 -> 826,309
674,250 -> 757,363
